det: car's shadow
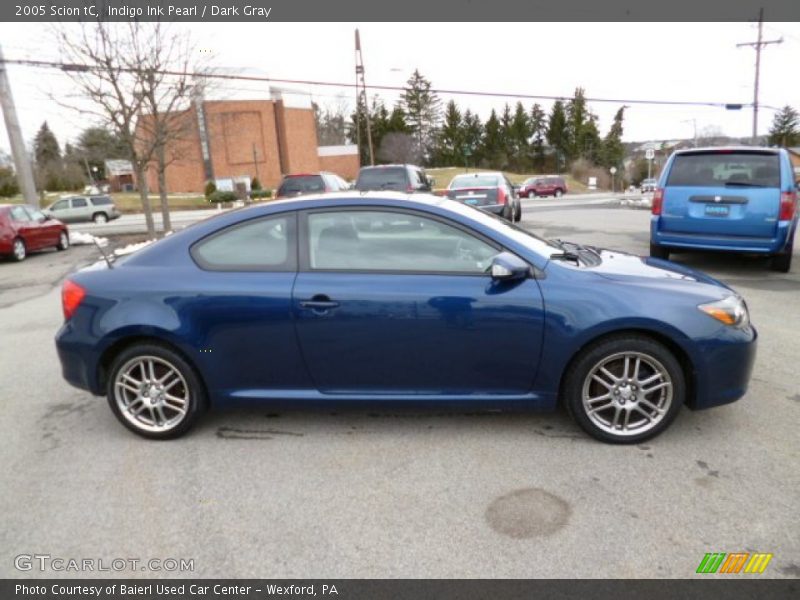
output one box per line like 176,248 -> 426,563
665,251 -> 799,292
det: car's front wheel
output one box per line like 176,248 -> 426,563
555,189 -> 563,198
107,343 -> 207,439
563,335 -> 685,443
93,212 -> 108,224
11,238 -> 26,261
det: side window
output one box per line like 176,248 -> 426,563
51,199 -> 69,211
191,215 -> 296,271
91,196 -> 112,206
307,210 -> 498,274
10,206 -> 30,222
72,197 -> 88,208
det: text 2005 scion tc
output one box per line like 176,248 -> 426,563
55,193 -> 757,443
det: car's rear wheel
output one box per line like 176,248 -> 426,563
93,212 -> 108,224
771,237 -> 793,273
11,238 -> 26,261
56,231 -> 69,251
107,343 -> 207,439
514,202 -> 522,222
650,243 -> 670,260
502,203 -> 513,221
564,335 -> 685,443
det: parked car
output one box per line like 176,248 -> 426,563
640,178 -> 658,193
445,172 -> 521,222
56,192 -> 756,443
0,204 -> 69,261
44,195 -> 120,224
519,176 -> 568,198
354,164 -> 433,193
650,147 -> 799,272
276,172 -> 350,199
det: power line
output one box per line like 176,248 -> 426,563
0,56 -> 754,111
736,8 -> 783,143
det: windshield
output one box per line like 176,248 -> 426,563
449,175 -> 501,189
666,152 -> 781,187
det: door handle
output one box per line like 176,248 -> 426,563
300,295 -> 340,311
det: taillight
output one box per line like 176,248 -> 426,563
497,187 -> 507,205
652,188 -> 664,216
779,191 -> 797,221
62,280 -> 86,321
406,185 -> 414,192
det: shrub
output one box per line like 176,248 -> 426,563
250,189 -> 272,199
204,180 -> 217,199
208,190 -> 238,204
0,167 -> 20,197
251,177 -> 262,191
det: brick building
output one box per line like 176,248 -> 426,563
138,88 -> 359,194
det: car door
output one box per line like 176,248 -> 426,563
186,212 -> 312,398
292,208 -> 545,395
70,197 -> 90,222
8,205 -> 42,250
26,207 -> 61,246
48,198 -> 71,221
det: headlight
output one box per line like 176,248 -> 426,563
698,295 -> 749,328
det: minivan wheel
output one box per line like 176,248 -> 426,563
650,243 -> 670,260
107,343 -> 207,439
56,231 -> 69,251
11,238 -> 26,261
93,212 -> 108,224
771,238 -> 793,273
563,335 -> 685,444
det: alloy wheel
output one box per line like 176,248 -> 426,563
581,351 -> 673,437
13,239 -> 25,261
113,355 -> 191,434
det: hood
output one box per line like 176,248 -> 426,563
588,248 -> 733,291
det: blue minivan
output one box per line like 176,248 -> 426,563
650,147 -> 798,272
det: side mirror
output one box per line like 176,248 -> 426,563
489,252 -> 530,282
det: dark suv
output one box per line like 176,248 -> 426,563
519,176 -> 568,198
355,165 -> 433,193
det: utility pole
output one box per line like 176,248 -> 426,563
354,29 -> 374,166
737,9 -> 782,145
0,43 -> 38,207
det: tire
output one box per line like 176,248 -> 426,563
56,231 -> 69,251
555,189 -> 563,198
106,342 -> 207,440
502,203 -> 513,221
650,243 -> 670,260
514,202 -> 522,222
11,238 -> 26,262
93,212 -> 108,224
563,334 -> 685,444
770,237 -> 793,273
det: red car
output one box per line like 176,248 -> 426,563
519,176 -> 568,198
0,204 -> 69,261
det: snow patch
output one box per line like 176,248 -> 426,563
69,231 -> 109,247
114,239 -> 155,256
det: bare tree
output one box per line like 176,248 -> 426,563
55,23 -> 202,237
377,132 -> 420,164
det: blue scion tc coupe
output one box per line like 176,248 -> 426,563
55,193 -> 757,443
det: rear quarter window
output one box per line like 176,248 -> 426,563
191,215 -> 296,272
667,153 -> 781,187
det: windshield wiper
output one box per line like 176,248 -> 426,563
548,239 -> 581,263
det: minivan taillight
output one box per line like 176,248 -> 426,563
652,188 -> 664,216
497,187 -> 507,205
62,280 -> 86,321
779,191 -> 797,221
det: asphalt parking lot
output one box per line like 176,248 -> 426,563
1,204 -> 798,579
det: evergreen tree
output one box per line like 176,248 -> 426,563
546,100 -> 568,171
435,100 -> 464,166
34,122 -> 61,167
498,104 -> 514,169
565,87 -> 592,161
461,109 -> 483,168
77,126 -> 129,179
509,102 -> 532,171
601,106 -> 626,168
481,109 -> 503,169
399,69 -> 442,164
530,103 -> 547,170
768,105 -> 800,147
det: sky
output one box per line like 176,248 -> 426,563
0,21 -> 799,156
